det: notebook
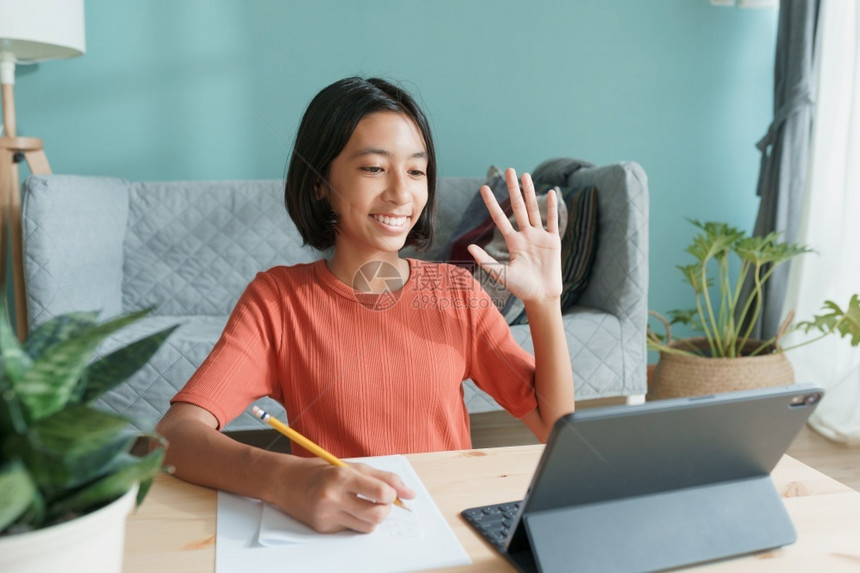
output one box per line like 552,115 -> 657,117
462,384 -> 824,573
216,455 -> 470,572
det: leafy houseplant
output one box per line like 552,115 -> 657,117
647,220 -> 860,399
0,305 -> 176,540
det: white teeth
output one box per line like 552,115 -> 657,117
372,214 -> 408,227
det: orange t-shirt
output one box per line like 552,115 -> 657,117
172,259 -> 537,458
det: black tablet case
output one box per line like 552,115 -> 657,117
500,385 -> 824,573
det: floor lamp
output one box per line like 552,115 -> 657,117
0,0 -> 85,340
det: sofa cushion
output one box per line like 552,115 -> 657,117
447,188 -> 569,323
400,177 -> 484,261
480,185 -> 601,326
438,167 -> 508,262
22,175 -> 130,328
122,180 -> 317,316
447,169 -> 571,263
556,185 -> 600,314
481,191 -> 568,322
441,167 -> 599,323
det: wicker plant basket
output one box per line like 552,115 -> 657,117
648,330 -> 795,401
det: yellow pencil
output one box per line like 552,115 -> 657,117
250,405 -> 410,511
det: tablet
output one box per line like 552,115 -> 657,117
462,384 -> 824,572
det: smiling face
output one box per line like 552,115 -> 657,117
322,111 -> 429,263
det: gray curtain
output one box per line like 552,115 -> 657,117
744,0 -> 820,340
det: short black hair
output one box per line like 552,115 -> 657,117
285,77 -> 437,251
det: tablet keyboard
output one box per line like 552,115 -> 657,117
461,500 -> 522,552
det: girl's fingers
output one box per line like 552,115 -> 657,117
521,172 -> 543,228
505,169 -> 542,230
340,498 -> 392,533
358,465 -> 416,500
505,168 -> 531,232
467,244 -> 505,284
339,467 -> 399,531
347,464 -> 401,505
466,243 -> 498,267
546,188 -> 559,236
479,184 -> 515,236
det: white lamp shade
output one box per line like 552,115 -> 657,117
0,0 -> 86,63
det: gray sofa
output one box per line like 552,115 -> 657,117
21,158 -> 648,431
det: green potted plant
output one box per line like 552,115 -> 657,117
647,220 -> 860,399
0,303 -> 176,573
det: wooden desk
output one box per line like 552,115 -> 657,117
124,445 -> 860,572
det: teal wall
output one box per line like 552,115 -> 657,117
9,0 -> 777,351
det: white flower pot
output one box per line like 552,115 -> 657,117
0,483 -> 138,573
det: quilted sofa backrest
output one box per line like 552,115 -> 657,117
122,180 -> 317,316
22,175 -> 131,329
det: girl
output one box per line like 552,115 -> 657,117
156,76 -> 575,534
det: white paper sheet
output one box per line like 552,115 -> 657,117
215,455 -> 471,572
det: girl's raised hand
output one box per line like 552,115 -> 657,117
467,168 -> 563,305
